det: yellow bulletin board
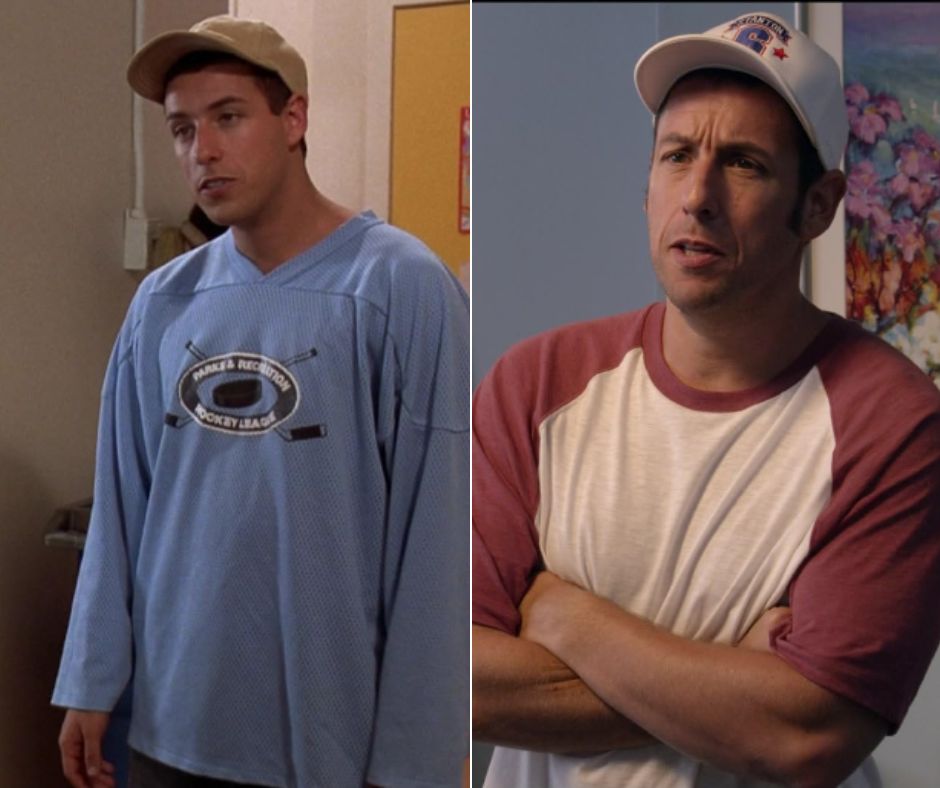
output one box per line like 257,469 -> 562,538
390,2 -> 470,275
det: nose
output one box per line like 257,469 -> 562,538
193,124 -> 221,165
682,159 -> 720,222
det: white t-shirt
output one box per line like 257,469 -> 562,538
473,302 -> 940,787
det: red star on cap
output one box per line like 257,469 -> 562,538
773,47 -> 788,60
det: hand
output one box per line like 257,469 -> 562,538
738,606 -> 791,653
519,570 -> 580,648
58,709 -> 116,788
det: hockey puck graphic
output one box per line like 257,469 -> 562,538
179,352 -> 299,435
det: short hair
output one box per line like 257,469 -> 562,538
653,68 -> 825,232
164,51 -> 307,157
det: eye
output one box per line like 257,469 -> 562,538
662,150 -> 690,165
218,111 -> 241,126
170,124 -> 194,142
729,156 -> 765,173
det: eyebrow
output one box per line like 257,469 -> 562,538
655,132 -> 773,160
165,96 -> 249,123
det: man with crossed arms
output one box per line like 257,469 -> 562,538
473,11 -> 940,787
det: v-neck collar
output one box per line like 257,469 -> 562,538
222,211 -> 382,283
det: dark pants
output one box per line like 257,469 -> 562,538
128,750 -> 271,788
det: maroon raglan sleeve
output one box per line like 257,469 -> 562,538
472,345 -> 543,634
771,324 -> 940,732
473,308 -> 653,634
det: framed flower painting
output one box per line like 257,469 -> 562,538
842,3 -> 940,384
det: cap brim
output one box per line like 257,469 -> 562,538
127,31 -> 251,102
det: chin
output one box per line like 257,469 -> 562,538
658,266 -> 741,309
199,206 -> 236,228
663,282 -> 737,314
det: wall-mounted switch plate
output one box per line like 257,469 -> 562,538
123,209 -> 161,271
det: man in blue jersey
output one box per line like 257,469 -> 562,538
54,15 -> 468,788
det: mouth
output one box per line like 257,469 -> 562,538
669,238 -> 726,268
197,177 -> 234,195
671,238 -> 724,256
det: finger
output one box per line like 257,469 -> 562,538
767,606 -> 792,627
61,742 -> 90,788
91,771 -> 117,788
92,755 -> 116,787
82,731 -> 103,781
63,766 -> 90,788
64,767 -> 90,788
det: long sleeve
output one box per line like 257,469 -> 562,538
366,262 -> 470,788
52,317 -> 150,711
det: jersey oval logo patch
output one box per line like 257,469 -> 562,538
178,352 -> 300,436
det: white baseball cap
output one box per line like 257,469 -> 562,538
634,11 -> 848,170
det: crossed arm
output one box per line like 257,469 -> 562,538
474,571 -> 887,788
473,623 -> 657,754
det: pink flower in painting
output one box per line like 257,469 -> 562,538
846,160 -> 884,220
870,203 -> 894,242
849,159 -> 879,191
890,172 -> 936,213
889,144 -> 939,212
909,181 -> 936,213
845,82 -> 870,107
891,218 -> 926,263
872,93 -> 903,123
846,160 -> 892,241
897,144 -> 933,178
845,85 -> 907,146
890,172 -> 910,197
913,128 -> 940,155
851,106 -> 888,144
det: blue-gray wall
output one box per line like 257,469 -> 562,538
471,4 -> 940,787
472,2 -> 794,388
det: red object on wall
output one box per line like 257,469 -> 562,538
459,106 -> 470,233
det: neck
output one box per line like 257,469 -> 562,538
231,170 -> 355,274
661,292 -> 830,392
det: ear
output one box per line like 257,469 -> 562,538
282,93 -> 308,148
798,169 -> 846,243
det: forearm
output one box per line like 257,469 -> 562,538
528,587 -> 883,786
472,624 -> 656,753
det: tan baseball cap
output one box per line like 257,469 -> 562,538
634,11 -> 848,170
127,15 -> 307,103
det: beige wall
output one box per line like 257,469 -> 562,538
0,5 -> 135,784
0,1 -> 218,784
232,0 -> 447,217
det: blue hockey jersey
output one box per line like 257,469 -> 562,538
53,212 -> 469,788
